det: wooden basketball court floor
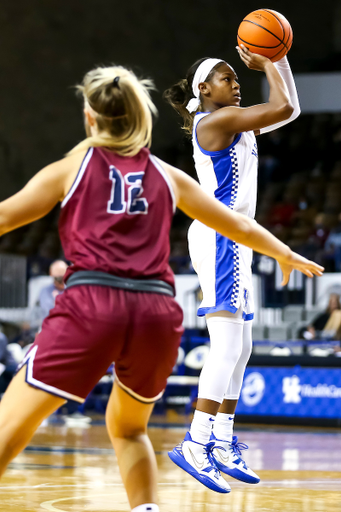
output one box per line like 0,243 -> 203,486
0,413 -> 340,512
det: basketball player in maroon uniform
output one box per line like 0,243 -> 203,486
0,64 -> 322,510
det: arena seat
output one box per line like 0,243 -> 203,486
252,324 -> 266,340
283,305 -> 305,322
267,324 -> 290,341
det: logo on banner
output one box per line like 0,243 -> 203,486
184,345 -> 210,370
282,375 -> 301,403
282,375 -> 341,403
241,372 -> 265,406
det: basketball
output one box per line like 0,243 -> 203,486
237,9 -> 293,62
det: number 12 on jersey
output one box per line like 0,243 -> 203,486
107,166 -> 149,215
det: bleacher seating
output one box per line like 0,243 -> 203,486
283,305 -> 305,323
252,324 -> 266,341
267,324 -> 290,341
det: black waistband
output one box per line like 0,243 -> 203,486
65,271 -> 174,297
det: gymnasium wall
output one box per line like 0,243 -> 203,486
0,0 -> 339,200
262,73 -> 341,113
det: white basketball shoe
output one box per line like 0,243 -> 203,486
168,431 -> 231,493
210,432 -> 260,484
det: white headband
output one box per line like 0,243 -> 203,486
186,58 -> 225,113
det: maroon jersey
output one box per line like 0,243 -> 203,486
59,147 -> 175,288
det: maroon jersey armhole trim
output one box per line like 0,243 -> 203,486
149,154 -> 176,213
61,147 -> 94,208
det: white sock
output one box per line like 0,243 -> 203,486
189,410 -> 215,445
213,412 -> 234,442
132,505 -> 159,512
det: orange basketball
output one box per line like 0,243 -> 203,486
237,9 -> 293,62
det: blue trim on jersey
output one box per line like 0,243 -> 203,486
215,232 -> 239,308
198,306 -> 254,320
197,302 -> 238,317
194,116 -> 242,157
211,150 -> 239,208
213,147 -> 240,313
194,115 -> 243,316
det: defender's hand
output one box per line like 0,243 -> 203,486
279,251 -> 324,286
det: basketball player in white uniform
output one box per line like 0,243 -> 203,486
164,45 -> 300,492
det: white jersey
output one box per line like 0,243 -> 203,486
188,112 -> 258,319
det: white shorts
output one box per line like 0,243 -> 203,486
188,220 -> 254,320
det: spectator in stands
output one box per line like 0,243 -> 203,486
39,260 -> 68,320
0,331 -> 18,394
269,191 -> 297,228
323,213 -> 341,271
333,317 -> 341,352
10,322 -> 36,350
310,213 -> 330,251
301,293 -> 341,340
293,213 -> 330,264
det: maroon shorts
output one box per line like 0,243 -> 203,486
19,285 -> 184,403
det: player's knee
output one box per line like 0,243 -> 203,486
106,409 -> 147,439
220,344 -> 243,367
240,340 -> 252,364
109,421 -> 147,439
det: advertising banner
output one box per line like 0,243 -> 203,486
236,366 -> 341,418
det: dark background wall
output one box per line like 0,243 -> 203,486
0,0 -> 339,199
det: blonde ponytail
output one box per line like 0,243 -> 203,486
68,66 -> 157,157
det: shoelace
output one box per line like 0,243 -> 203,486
230,436 -> 249,458
203,441 -> 225,476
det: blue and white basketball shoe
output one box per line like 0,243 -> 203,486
210,433 -> 260,484
168,431 -> 231,493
